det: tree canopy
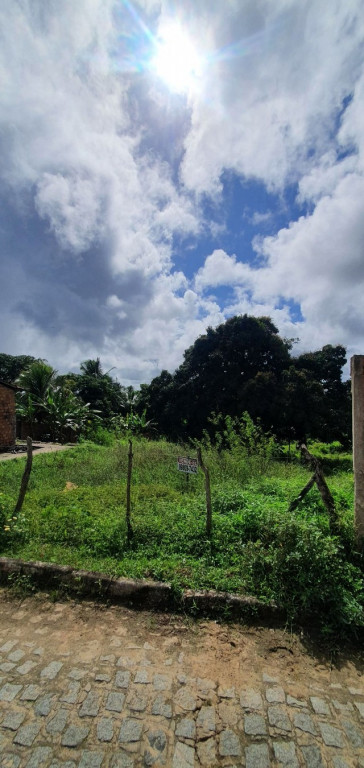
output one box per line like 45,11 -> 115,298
4,316 -> 352,445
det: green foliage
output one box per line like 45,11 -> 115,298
0,438 -> 362,641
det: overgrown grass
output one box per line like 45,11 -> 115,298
0,438 -> 362,641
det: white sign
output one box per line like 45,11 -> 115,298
177,456 -> 198,474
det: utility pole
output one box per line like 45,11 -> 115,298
351,355 -> 364,542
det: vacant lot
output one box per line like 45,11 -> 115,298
0,439 -> 363,640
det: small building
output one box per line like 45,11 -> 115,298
0,380 -> 18,450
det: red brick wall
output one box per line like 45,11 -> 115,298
0,385 -> 16,448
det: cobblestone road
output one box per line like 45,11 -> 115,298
0,591 -> 363,767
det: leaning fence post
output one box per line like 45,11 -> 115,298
197,447 -> 212,538
14,436 -> 33,515
351,355 -> 364,542
126,439 -> 134,545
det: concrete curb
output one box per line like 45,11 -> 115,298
0,556 -> 283,622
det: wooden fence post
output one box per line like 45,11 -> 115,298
351,355 -> 364,542
197,447 -> 212,538
126,439 -> 134,545
14,436 -> 33,515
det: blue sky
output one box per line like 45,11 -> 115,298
1,0 -> 364,385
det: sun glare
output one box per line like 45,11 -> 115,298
151,23 -> 203,94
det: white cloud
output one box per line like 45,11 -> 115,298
194,249 -> 252,291
1,0 -> 364,387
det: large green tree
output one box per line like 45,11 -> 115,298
0,353 -> 35,384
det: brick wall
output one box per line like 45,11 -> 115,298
0,384 -> 16,449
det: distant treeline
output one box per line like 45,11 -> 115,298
0,315 -> 351,445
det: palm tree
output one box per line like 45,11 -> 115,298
16,360 -> 56,400
80,358 -> 103,377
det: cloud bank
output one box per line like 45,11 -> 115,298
1,0 -> 363,383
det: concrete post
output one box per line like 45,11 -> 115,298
351,355 -> 364,542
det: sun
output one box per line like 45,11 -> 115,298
151,23 -> 204,94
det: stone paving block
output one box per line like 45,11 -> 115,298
293,711 -> 317,735
318,722 -> 345,748
101,655 -> 116,664
301,744 -> 325,768
1,710 -> 26,730
174,688 -> 197,711
219,729 -> 241,757
95,674 -> 111,683
172,741 -> 195,768
21,685 -> 41,701
287,695 -> 307,708
263,673 -> 278,683
61,681 -> 80,704
119,718 -> 143,743
310,696 -> 331,716
79,690 -> 101,717
240,689 -> 263,710
128,693 -> 148,712
0,641 -> 18,653
0,684 -> 22,702
245,743 -> 269,768
153,674 -> 171,691
110,754 -> 134,768
61,725 -> 90,747
97,717 -> 114,742
68,669 -> 87,681
348,686 -> 364,695
265,686 -> 285,703
196,705 -> 216,736
115,671 -> 131,689
40,661 -> 63,680
0,754 -> 21,768
341,717 -> 364,747
175,717 -> 196,739
197,737 -> 216,765
78,751 -> 104,768
244,713 -> 267,736
33,648 -> 44,656
46,707 -> 69,734
8,650 -> 25,663
0,663 -> 16,673
331,700 -> 354,713
16,660 -> 37,676
49,763 -> 76,768
217,686 -> 235,698
151,694 -> 172,718
148,729 -> 167,752
35,693 -> 56,716
25,747 -> 53,768
105,691 -> 125,713
196,677 -> 216,694
218,702 -> 238,726
354,701 -> 364,718
273,741 -> 299,767
331,758 -> 351,768
134,669 -> 151,684
267,705 -> 291,731
13,722 -> 41,747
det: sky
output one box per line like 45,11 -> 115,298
1,0 -> 364,386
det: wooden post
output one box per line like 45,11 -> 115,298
197,447 -> 212,538
298,443 -> 338,533
351,355 -> 364,542
14,436 -> 33,514
126,439 -> 134,544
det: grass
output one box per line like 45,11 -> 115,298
0,438 -> 363,640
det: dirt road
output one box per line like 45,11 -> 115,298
0,589 -> 363,766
